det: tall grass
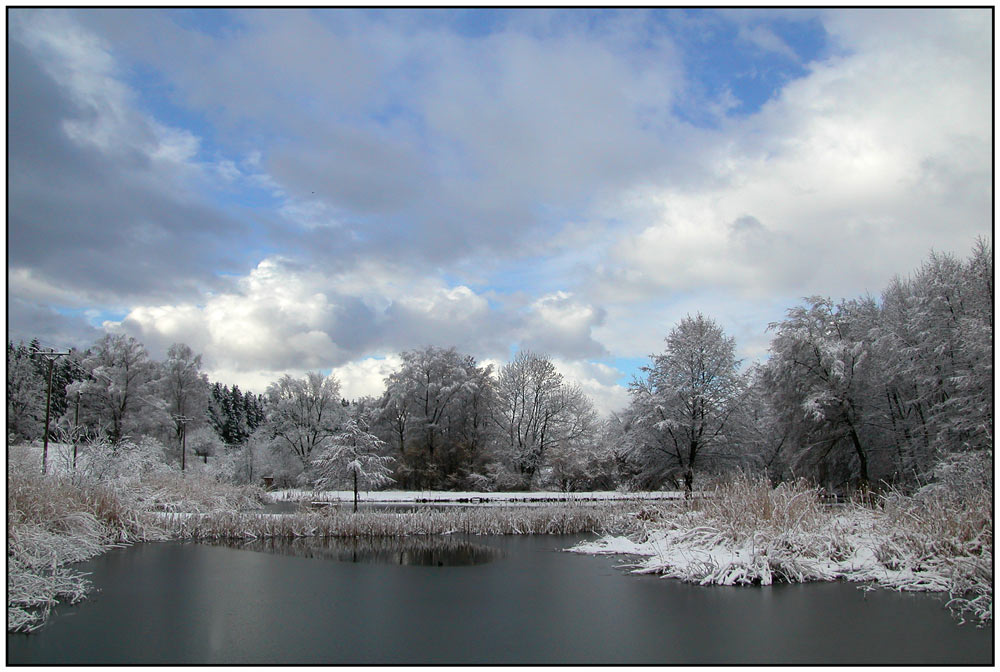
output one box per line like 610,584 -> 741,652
573,470 -> 993,625
160,502 -> 633,539
6,468 -> 158,631
873,483 -> 993,624
7,441 -> 631,632
6,441 -> 265,632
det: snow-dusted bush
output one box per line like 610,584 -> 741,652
73,436 -> 174,486
572,470 -> 992,625
137,470 -> 265,514
7,460 -> 160,632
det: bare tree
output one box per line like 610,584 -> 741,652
492,351 -> 594,489
77,334 -> 157,444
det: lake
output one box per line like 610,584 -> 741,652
7,535 -> 993,665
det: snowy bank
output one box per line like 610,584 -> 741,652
569,474 -> 992,626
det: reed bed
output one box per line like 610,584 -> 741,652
571,471 -> 993,625
6,444 -> 263,633
160,502 -> 633,540
6,468 -> 161,632
869,483 -> 993,624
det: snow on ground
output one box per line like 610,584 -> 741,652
267,489 -> 688,504
568,505 -> 976,598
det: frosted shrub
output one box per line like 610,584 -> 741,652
875,461 -> 992,624
74,437 -> 174,487
138,470 -> 266,514
6,464 -> 156,632
572,467 -> 992,625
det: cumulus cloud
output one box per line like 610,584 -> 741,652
551,359 -> 630,417
7,10 -> 253,312
330,356 -> 404,401
8,8 -> 989,420
110,256 -> 621,399
107,258 -> 501,373
595,8 -> 990,307
519,292 -> 608,360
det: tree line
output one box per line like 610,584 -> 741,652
7,240 -> 991,493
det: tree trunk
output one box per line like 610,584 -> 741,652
353,469 -> 359,513
847,423 -> 870,498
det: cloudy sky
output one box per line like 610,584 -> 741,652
8,8 -> 992,415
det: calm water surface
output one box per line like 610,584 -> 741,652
7,535 -> 993,665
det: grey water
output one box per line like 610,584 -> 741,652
7,535 -> 993,665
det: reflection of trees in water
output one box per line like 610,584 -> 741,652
217,536 -> 503,566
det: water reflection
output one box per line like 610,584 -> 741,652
8,537 -> 992,665
215,535 -> 503,566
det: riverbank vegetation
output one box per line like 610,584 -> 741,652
573,466 -> 992,626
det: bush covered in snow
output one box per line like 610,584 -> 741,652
6,441 -> 265,632
572,468 -> 992,625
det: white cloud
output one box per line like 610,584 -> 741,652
596,9 -> 990,308
519,291 -> 607,359
551,358 -> 630,417
111,257 -> 517,378
10,9 -> 989,421
330,355 -> 403,401
738,24 -> 799,61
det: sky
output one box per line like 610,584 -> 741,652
7,8 -> 992,416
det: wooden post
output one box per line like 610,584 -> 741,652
72,391 -> 80,471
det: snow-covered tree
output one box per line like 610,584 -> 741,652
75,334 -> 159,444
538,383 -> 603,490
626,314 -> 745,492
492,351 -> 578,489
866,240 -> 993,485
764,298 -> 877,490
156,343 -> 210,469
381,346 -> 486,488
311,419 -> 395,511
6,341 -> 46,442
264,371 -> 346,469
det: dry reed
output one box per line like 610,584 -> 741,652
574,470 -> 993,625
160,502 -> 633,540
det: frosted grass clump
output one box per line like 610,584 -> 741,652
571,471 -> 992,625
6,441 -> 265,632
6,466 -> 150,632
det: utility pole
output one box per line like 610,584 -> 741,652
30,348 -> 71,475
73,390 -> 81,471
174,415 -> 190,472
